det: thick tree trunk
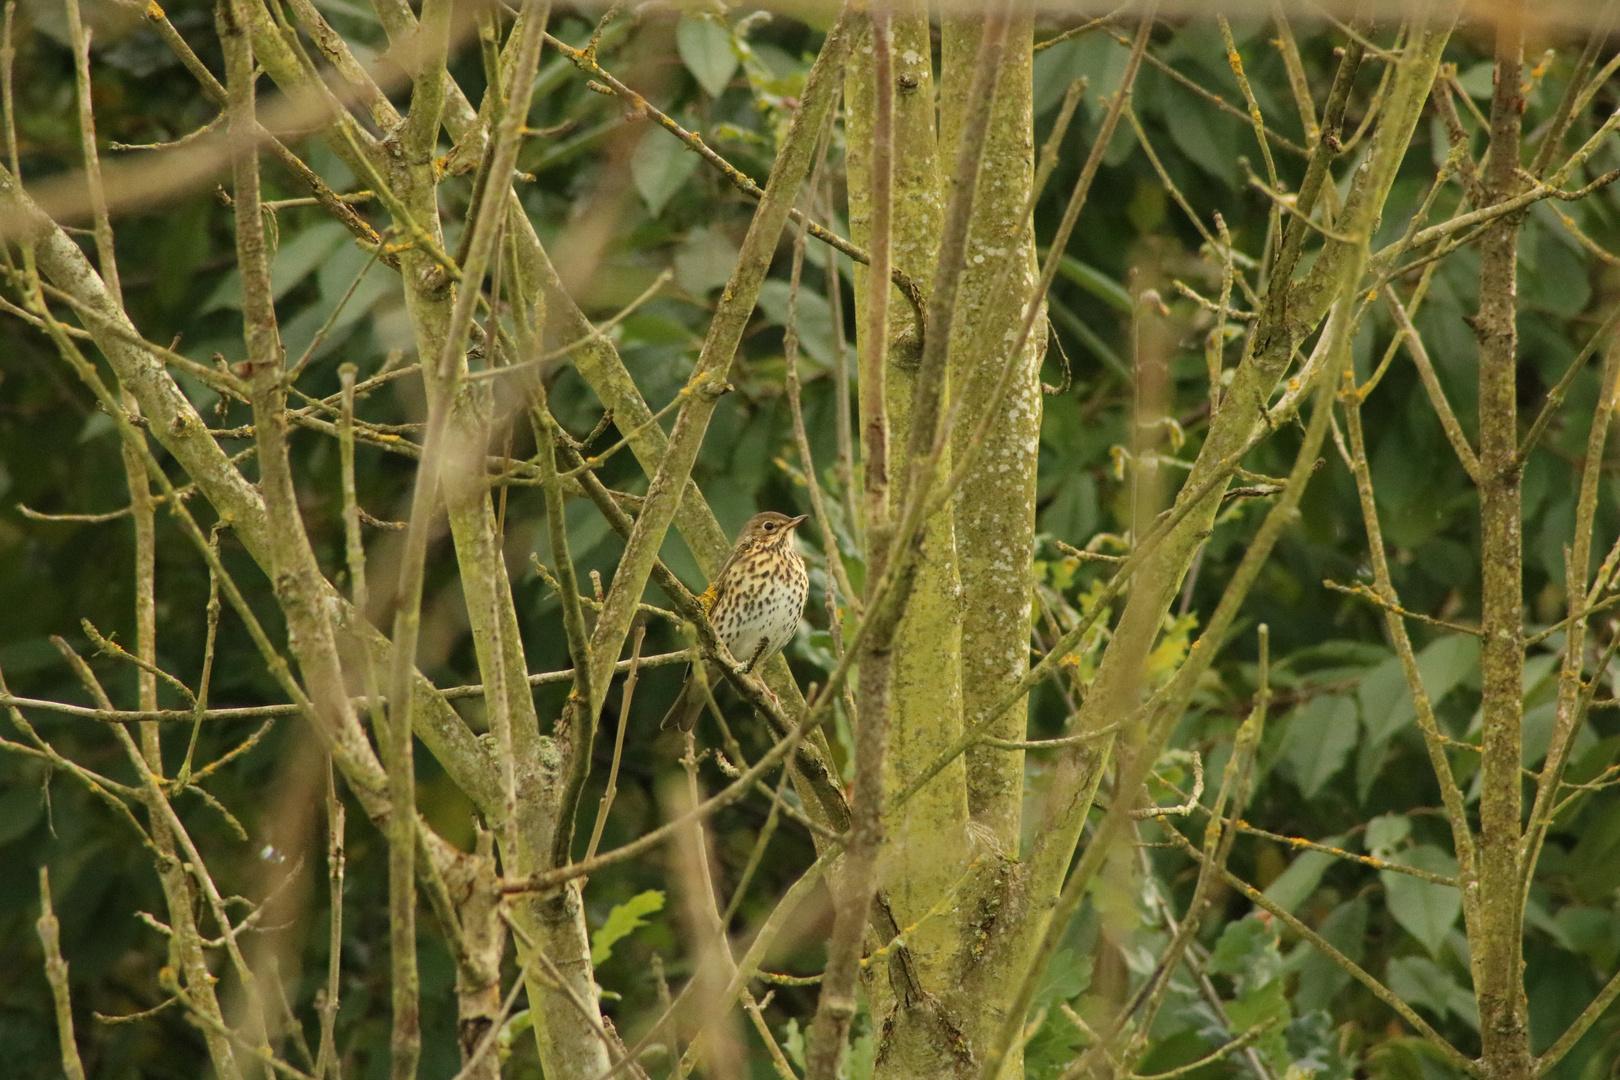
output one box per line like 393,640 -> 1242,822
942,6 -> 1041,861
1473,10 -> 1533,1078
845,6 -> 976,1076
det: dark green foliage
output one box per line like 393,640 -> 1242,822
4,7 -> 1620,1078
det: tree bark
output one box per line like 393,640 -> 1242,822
1473,8 -> 1533,1077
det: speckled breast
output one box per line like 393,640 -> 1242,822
712,548 -> 808,668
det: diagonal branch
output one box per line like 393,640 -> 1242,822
544,31 -> 927,331
578,5 -> 852,762
1384,285 -> 1480,479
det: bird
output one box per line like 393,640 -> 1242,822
660,511 -> 810,732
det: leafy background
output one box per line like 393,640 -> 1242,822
2,3 -> 1620,1078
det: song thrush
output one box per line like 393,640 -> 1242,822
660,511 -> 809,732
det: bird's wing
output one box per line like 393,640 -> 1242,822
704,542 -> 752,611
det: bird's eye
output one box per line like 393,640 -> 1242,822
763,522 -> 776,531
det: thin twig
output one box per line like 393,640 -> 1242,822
1324,579 -> 1482,637
1383,285 -> 1480,479
584,625 -> 644,865
543,30 -> 927,333
315,759 -> 344,1080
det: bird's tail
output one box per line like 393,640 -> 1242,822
659,663 -> 716,732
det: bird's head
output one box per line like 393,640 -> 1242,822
740,511 -> 808,549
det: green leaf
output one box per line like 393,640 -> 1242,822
203,220 -> 351,313
497,1009 -> 533,1059
1357,656 -> 1414,744
1283,694 -> 1358,798
1355,730 -> 1391,806
1385,956 -> 1475,1029
1359,634 -> 1478,745
281,243 -> 394,362
1224,978 -> 1290,1068
756,278 -> 838,366
1262,834 -> 1345,914
1025,1014 -> 1087,1080
1382,846 -> 1461,958
1416,634 -> 1480,706
1524,228 -> 1591,316
781,1018 -> 806,1071
1033,946 -> 1094,1010
632,130 -> 701,218
677,16 -> 738,98
674,226 -> 739,297
1286,1009 -> 1358,1080
847,1006 -> 876,1080
1050,254 -> 1134,313
1161,83 -> 1238,187
1033,32 -> 1114,116
1457,60 -> 1496,99
1554,906 -> 1620,970
1365,814 -> 1412,860
1521,700 -> 1559,766
77,410 -> 117,445
1293,898 -> 1367,1014
1210,914 -> 1282,991
1385,956 -> 1450,1018
1210,916 -> 1272,974
589,890 -> 664,967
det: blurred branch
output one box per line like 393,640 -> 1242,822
36,868 -> 87,1080
808,6 -> 905,1074
1323,578 -> 1481,637
0,652 -> 691,724
784,123 -> 865,621
585,626 -> 645,865
1034,6 -> 1127,51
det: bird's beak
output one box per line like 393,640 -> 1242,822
788,514 -> 809,529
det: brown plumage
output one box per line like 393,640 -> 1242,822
660,511 -> 810,732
